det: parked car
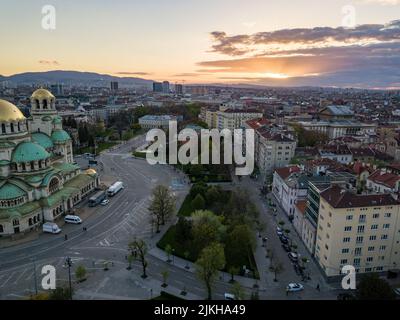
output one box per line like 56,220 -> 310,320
277,230 -> 283,237
280,236 -> 289,245
224,293 -> 236,300
101,199 -> 110,206
288,252 -> 299,262
394,288 -> 400,296
293,263 -> 302,276
286,283 -> 304,292
282,243 -> 291,252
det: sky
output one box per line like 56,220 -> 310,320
0,0 -> 399,88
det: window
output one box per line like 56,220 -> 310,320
0,224 -> 3,233
371,224 -> 378,230
356,236 -> 364,244
355,248 -> 362,256
12,219 -> 19,226
381,234 -> 388,240
379,245 -> 387,251
370,235 -> 377,241
1,123 -> 5,134
383,224 -> 390,229
359,214 -> 366,223
384,213 -> 391,218
368,246 -> 375,252
340,259 -> 348,265
376,266 -> 383,271
365,268 -> 372,272
344,226 -> 352,232
373,213 -> 379,219
357,225 -> 365,233
346,215 -> 353,221
366,257 -> 373,262
342,248 -> 349,254
354,258 -> 361,266
343,237 -> 351,243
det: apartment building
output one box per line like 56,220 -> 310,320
216,109 -> 263,130
138,115 -> 182,130
315,185 -> 400,278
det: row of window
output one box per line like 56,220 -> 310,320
346,212 -> 392,221
1,122 -> 25,134
343,234 -> 389,243
344,224 -> 391,232
0,196 -> 25,208
341,245 -> 387,254
340,257 -> 386,266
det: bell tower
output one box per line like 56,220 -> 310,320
29,88 -> 57,136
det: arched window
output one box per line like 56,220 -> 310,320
43,99 -> 48,109
30,161 -> 35,170
10,123 -> 14,133
1,123 -> 5,134
29,218 -> 33,226
35,99 -> 40,108
0,224 -> 3,233
49,178 -> 59,193
12,219 -> 19,226
22,163 -> 26,171
17,122 -> 21,131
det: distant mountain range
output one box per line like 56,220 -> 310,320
0,70 -> 153,87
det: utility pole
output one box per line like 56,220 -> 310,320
65,257 -> 73,300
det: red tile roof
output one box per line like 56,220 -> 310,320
321,185 -> 398,208
367,170 -> 400,189
275,166 -> 301,180
245,118 -> 270,130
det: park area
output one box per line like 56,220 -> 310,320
157,182 -> 260,278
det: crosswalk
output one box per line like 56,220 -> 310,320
97,197 -> 153,248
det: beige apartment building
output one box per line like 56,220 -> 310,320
314,185 -> 400,278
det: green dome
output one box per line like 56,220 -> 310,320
52,116 -> 62,124
51,129 -> 71,143
0,183 -> 26,200
31,132 -> 54,150
11,141 -> 50,163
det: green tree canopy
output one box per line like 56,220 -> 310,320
356,273 -> 396,300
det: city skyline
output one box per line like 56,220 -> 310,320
0,0 -> 399,88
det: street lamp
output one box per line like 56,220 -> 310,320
65,257 -> 73,300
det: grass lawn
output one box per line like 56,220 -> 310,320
76,142 -> 118,155
132,151 -> 147,159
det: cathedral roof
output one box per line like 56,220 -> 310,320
11,141 -> 50,163
0,183 -> 26,200
0,100 -> 26,122
31,132 -> 54,150
51,129 -> 71,143
31,89 -> 55,100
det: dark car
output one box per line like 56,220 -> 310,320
293,263 -> 302,276
280,236 -> 289,245
282,243 -> 291,252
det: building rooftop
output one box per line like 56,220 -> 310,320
321,185 -> 398,208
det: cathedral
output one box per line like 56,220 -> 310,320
0,89 -> 99,237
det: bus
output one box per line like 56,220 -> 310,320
107,181 -> 124,197
88,190 -> 106,207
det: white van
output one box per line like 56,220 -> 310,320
64,215 -> 82,224
43,222 -> 62,234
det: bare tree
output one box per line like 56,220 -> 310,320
129,239 -> 148,278
270,260 -> 284,282
149,185 -> 176,232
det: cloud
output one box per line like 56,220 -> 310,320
116,71 -> 151,76
201,20 -> 400,88
209,20 -> 400,56
172,72 -> 207,77
359,0 -> 400,5
38,60 -> 59,66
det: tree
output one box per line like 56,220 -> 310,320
129,239 -> 148,278
278,221 -> 285,229
228,266 -> 240,283
270,261 -> 284,282
225,224 -> 256,271
175,217 -> 192,244
356,273 -> 396,300
161,270 -> 169,288
205,186 -> 220,204
75,265 -> 87,282
231,282 -> 246,300
191,194 -> 206,210
165,244 -> 173,263
149,185 -> 176,232
195,242 -> 226,300
49,287 -> 73,300
191,210 -> 226,255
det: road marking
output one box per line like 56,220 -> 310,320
13,268 -> 29,284
1,272 -> 16,287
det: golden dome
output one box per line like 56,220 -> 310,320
85,169 -> 97,176
31,89 -> 55,100
0,99 -> 26,122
